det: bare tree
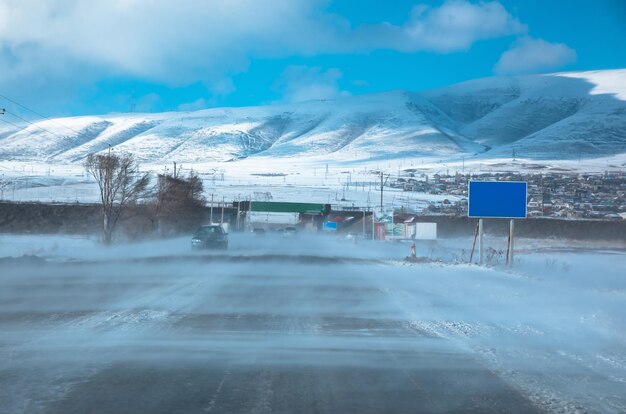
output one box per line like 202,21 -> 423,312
150,169 -> 205,235
84,152 -> 150,244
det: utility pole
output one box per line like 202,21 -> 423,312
236,199 -> 241,231
221,196 -> 225,224
362,209 -> 366,238
379,171 -> 388,211
380,172 -> 383,210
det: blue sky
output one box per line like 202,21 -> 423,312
0,0 -> 624,117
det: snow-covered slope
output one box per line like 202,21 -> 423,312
426,69 -> 626,159
1,69 -> 624,164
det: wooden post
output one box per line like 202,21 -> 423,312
478,218 -> 484,265
469,221 -> 479,263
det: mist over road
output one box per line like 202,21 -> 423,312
1,234 -> 624,413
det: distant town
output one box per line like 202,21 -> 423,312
388,170 -> 626,220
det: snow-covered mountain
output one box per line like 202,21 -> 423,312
1,69 -> 625,164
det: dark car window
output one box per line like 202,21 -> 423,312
195,226 -> 223,237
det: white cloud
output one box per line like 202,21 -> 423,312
0,0 -> 529,111
0,1 -> 525,81
391,0 -> 526,52
209,78 -> 236,98
178,98 -> 208,112
0,0 -> 335,86
495,37 -> 577,74
273,66 -> 350,103
135,93 -> 162,113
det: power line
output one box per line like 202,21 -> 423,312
0,93 -> 83,135
0,115 -> 25,131
4,109 -> 69,141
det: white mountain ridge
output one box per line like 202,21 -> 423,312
1,69 -> 624,164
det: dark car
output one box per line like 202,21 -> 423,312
282,226 -> 298,237
191,225 -> 228,250
252,228 -> 266,237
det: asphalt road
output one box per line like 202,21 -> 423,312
1,245 -> 546,414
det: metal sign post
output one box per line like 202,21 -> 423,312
468,181 -> 527,267
478,218 -> 484,265
507,219 -> 515,266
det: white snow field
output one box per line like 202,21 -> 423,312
1,69 -> 625,206
0,234 -> 625,413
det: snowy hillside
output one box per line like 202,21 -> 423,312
426,70 -> 626,159
1,69 -> 625,164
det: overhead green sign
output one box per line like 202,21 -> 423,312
251,201 -> 326,214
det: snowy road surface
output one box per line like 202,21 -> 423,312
0,234 -> 625,413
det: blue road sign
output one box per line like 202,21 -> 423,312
468,181 -> 527,218
323,221 -> 338,231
